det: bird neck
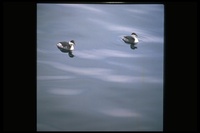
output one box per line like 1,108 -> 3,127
131,35 -> 139,43
69,41 -> 74,46
70,45 -> 74,50
69,42 -> 74,50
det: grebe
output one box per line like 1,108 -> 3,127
56,40 -> 75,58
122,33 -> 139,49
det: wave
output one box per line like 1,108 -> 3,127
38,60 -> 163,84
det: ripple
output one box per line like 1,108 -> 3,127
38,60 -> 163,84
89,18 -> 146,34
49,88 -> 83,95
37,76 -> 74,80
56,4 -> 105,14
38,60 -> 135,83
100,108 -> 141,117
75,49 -> 136,59
37,48 -> 60,54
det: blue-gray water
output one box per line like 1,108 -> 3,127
37,4 -> 164,131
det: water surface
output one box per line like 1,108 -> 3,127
37,4 -> 164,131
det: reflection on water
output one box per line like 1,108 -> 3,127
100,108 -> 141,117
50,88 -> 83,95
37,3 -> 164,131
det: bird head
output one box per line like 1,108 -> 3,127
131,33 -> 138,37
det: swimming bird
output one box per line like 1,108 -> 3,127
56,40 -> 75,58
122,33 -> 139,49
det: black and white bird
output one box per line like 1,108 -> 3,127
122,33 -> 139,49
56,40 -> 75,58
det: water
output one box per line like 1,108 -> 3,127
37,4 -> 164,131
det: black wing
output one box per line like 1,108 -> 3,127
123,36 -> 135,44
60,41 -> 70,49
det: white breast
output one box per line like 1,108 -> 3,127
134,37 -> 139,43
70,45 -> 74,50
68,41 -> 75,50
132,35 -> 139,43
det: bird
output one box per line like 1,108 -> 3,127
56,40 -> 75,58
122,33 -> 139,49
